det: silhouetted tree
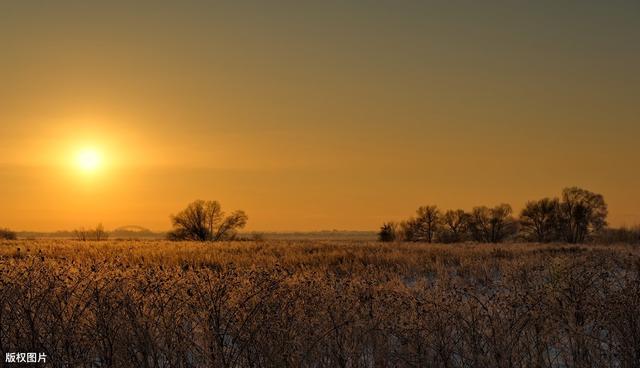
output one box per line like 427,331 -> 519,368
519,198 -> 560,242
378,222 -> 398,242
440,209 -> 469,243
213,210 -> 249,241
379,186 -> 610,245
401,206 -> 441,242
468,204 -> 517,243
417,205 -> 441,242
0,228 -> 17,240
167,200 -> 248,241
468,207 -> 490,242
557,187 -> 607,243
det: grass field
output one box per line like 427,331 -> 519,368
1,240 -> 639,367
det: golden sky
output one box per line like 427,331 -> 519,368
1,1 -> 639,231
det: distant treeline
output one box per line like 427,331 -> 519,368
1,228 -> 377,242
379,186 -> 640,244
5,228 -> 166,240
257,230 -> 377,241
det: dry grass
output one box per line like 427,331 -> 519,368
1,240 -> 639,367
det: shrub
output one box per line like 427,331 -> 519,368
0,240 -> 637,367
378,222 -> 398,242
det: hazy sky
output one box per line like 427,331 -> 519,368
1,1 -> 639,231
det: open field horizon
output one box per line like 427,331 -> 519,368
11,229 -> 380,242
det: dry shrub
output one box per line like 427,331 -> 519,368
0,240 -> 638,367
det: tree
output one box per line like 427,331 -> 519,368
519,198 -> 560,242
167,200 -> 248,241
417,205 -> 442,242
378,222 -> 398,242
401,206 -> 441,242
399,219 -> 419,242
468,204 -> 517,243
557,187 -> 607,243
440,209 -> 469,243
468,207 -> 490,242
213,210 -> 249,241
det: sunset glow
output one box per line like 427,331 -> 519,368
75,148 -> 102,172
0,2 -> 638,232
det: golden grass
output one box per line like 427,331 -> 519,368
1,240 -> 639,367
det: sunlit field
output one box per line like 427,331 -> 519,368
1,239 -> 639,367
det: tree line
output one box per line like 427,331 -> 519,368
379,186 -> 610,244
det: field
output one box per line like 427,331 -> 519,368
1,240 -> 639,367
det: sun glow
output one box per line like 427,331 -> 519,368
76,148 -> 102,172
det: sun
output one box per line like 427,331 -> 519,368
76,148 -> 102,172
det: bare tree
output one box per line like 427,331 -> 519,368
204,201 -> 223,238
168,200 -> 210,241
401,206 -> 441,242
212,210 -> 248,241
558,187 -> 607,243
440,209 -> 469,243
418,205 -> 442,243
519,198 -> 560,242
468,204 -> 517,243
167,200 -> 248,241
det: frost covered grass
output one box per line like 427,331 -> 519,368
1,240 -> 639,367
